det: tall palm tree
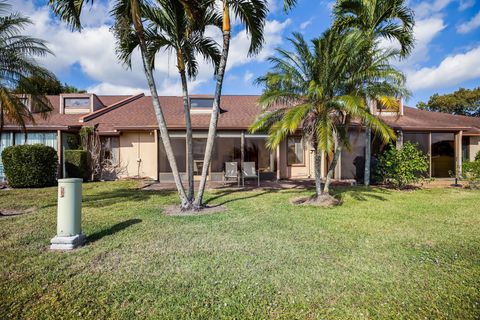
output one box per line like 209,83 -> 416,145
250,31 -> 399,200
49,0 -> 215,209
333,0 -> 415,186
115,0 -> 221,204
193,0 -> 296,209
0,1 -> 54,133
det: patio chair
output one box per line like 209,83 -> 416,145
242,162 -> 260,187
224,162 -> 240,186
193,160 -> 204,175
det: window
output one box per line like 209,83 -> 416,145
19,97 -> 29,106
64,98 -> 90,109
190,98 -> 213,109
287,136 -> 304,165
14,132 -> 57,150
462,136 -> 470,162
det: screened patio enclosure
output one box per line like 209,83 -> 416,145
158,133 -> 276,183
403,132 -> 457,178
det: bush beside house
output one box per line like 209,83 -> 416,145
377,142 -> 429,189
64,150 -> 89,181
1,144 -> 58,188
463,159 -> 480,189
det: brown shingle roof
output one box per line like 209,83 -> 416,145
2,95 -> 132,130
380,106 -> 480,135
4,94 -> 480,135
84,95 -> 265,132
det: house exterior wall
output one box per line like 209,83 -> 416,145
278,138 -> 312,179
119,131 -> 158,179
468,136 -> 480,161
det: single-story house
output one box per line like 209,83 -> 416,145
1,93 -> 480,182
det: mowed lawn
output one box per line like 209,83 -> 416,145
0,181 -> 479,319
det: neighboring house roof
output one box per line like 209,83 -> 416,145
379,106 -> 480,135
4,94 -> 480,135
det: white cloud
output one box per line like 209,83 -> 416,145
406,46 -> 480,90
243,71 -> 254,83
300,19 -> 313,30
414,0 -> 453,19
389,17 -> 446,70
459,0 -> 475,11
457,11 -> 480,33
87,82 -> 147,95
227,19 -> 291,70
9,0 -> 291,95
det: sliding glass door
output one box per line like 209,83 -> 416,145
431,133 -> 455,178
403,132 -> 456,178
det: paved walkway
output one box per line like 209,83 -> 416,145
141,177 -> 463,191
141,179 -> 356,191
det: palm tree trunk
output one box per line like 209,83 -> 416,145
178,55 -> 194,202
323,134 -> 342,194
131,2 -> 190,209
314,148 -> 323,198
364,98 -> 373,186
364,127 -> 371,186
193,0 -> 230,209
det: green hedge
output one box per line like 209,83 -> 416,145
463,160 -> 480,189
2,144 -> 58,188
64,150 -> 89,181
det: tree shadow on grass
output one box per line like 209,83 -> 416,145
204,187 -> 280,207
82,189 -> 176,208
87,219 -> 142,243
333,186 -> 391,202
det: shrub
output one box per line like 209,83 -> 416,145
377,142 -> 429,189
2,144 -> 58,188
64,150 -> 89,181
462,160 -> 480,189
475,150 -> 480,162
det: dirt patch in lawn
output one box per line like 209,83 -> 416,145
290,195 -> 341,207
0,207 -> 36,218
163,205 -> 226,216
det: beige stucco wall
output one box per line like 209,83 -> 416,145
278,139 -> 313,179
119,131 -> 157,179
469,136 -> 480,161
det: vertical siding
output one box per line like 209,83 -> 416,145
119,131 -> 158,179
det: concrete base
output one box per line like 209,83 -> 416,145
50,234 -> 85,250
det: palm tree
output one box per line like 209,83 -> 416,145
193,0 -> 296,209
0,1 -> 54,133
333,0 -> 415,186
115,0 -> 221,204
250,31 -> 399,201
49,0 -> 215,209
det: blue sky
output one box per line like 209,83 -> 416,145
10,0 -> 480,106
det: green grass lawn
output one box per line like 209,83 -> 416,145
1,181 -> 479,319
